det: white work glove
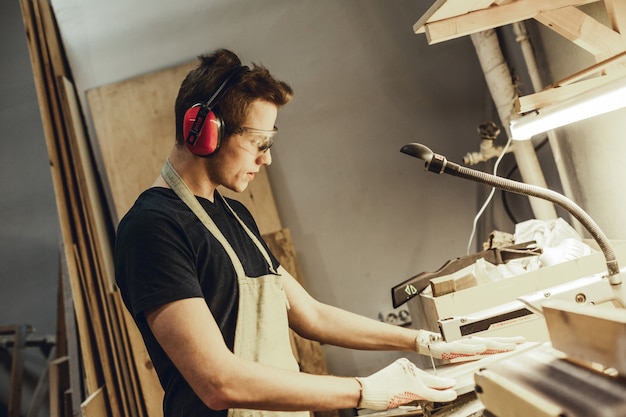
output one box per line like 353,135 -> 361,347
355,358 -> 457,410
416,329 -> 525,363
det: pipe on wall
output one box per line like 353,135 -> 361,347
512,21 -> 583,235
470,29 -> 558,220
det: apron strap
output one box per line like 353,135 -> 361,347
161,160 -> 276,275
218,195 -> 277,274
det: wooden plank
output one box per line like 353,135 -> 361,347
62,74 -> 146,416
85,62 -> 282,234
111,291 -> 146,417
85,61 -> 194,224
549,50 -> 626,87
430,272 -> 478,297
422,0 -> 599,44
57,256 -> 83,415
515,71 -> 626,113
81,386 -> 109,417
63,390 -> 73,417
49,356 -> 70,417
534,7 -> 626,60
19,0 -> 90,413
36,0 -> 110,402
60,242 -> 92,414
25,1 -> 140,414
605,0 -> 626,38
60,75 -> 137,416
35,0 -> 69,78
414,0 -> 448,34
414,0 -> 496,34
58,76 -> 117,292
543,299 -> 626,373
116,292 -> 164,417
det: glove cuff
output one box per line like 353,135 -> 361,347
355,377 -> 395,410
415,329 -> 443,358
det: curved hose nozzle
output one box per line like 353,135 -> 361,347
400,143 -> 434,162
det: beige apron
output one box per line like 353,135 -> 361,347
162,161 -> 309,417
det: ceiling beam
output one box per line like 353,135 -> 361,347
419,0 -> 599,44
534,6 -> 626,60
515,72 -> 626,113
414,0 -> 495,34
604,0 -> 626,38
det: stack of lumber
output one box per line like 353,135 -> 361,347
20,1 -> 336,416
20,0 -> 142,415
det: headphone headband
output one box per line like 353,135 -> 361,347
186,65 -> 248,147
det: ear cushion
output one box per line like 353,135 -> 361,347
183,104 -> 224,156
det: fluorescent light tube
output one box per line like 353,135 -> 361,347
510,74 -> 626,140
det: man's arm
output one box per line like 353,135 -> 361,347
280,266 -> 524,361
279,266 -> 419,352
145,297 -> 361,411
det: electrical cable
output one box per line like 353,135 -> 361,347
465,136 -> 512,255
501,137 -> 549,225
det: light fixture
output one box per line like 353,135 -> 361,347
510,74 -> 626,140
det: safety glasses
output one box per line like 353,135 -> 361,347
232,126 -> 278,154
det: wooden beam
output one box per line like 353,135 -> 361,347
535,6 -> 626,59
549,50 -> 626,87
49,356 -> 70,417
81,386 -> 108,417
414,0 -> 495,34
430,272 -> 478,297
515,71 -> 626,113
605,0 -> 626,38
421,0 -> 599,44
115,291 -> 164,417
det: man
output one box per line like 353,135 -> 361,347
115,49 -> 521,417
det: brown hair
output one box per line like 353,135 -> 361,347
174,49 -> 293,145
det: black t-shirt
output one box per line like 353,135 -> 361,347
115,187 -> 280,417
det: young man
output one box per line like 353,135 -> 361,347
115,49 -> 520,417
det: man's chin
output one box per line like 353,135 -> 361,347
222,183 -> 249,194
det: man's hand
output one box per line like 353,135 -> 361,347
416,329 -> 525,362
355,358 -> 457,410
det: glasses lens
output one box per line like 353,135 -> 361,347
239,127 -> 277,153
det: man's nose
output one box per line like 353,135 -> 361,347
258,149 -> 272,166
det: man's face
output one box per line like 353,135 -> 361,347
207,100 -> 278,193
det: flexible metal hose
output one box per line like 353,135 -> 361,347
401,143 -> 620,282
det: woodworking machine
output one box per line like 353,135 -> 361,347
398,143 -> 626,416
398,143 -> 626,343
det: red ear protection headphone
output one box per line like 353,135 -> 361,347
183,66 -> 248,156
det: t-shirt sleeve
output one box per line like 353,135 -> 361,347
115,208 -> 203,321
